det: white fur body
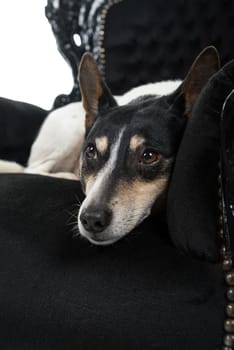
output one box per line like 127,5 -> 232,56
0,80 -> 181,178
0,160 -> 24,173
117,80 -> 181,105
25,102 -> 85,179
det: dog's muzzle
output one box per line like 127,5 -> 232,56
79,205 -> 112,241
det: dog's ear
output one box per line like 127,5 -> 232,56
78,52 -> 117,128
181,46 -> 220,116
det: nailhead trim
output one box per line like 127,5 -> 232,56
219,163 -> 234,348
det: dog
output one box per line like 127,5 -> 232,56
77,47 -> 220,245
0,81 -> 180,180
0,47 -> 220,246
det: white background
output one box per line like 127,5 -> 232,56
0,0 -> 73,110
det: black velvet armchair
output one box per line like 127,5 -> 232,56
0,1 -> 234,349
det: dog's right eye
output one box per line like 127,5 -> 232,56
139,148 -> 159,165
85,144 -> 97,160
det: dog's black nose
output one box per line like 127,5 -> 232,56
80,207 -> 112,233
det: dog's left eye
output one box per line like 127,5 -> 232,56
140,148 -> 159,165
85,144 -> 97,159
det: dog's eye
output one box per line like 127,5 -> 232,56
140,148 -> 159,165
85,144 -> 97,159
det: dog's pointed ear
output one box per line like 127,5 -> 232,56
78,52 -> 117,128
181,46 -> 220,116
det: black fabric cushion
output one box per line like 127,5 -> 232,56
104,0 -> 234,95
167,60 -> 234,262
0,97 -> 47,165
0,173 -> 225,350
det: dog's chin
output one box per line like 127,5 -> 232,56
85,236 -> 121,246
78,221 -> 124,246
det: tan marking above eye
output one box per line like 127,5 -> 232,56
129,135 -> 145,152
95,136 -> 108,154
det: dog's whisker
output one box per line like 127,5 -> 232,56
67,220 -> 78,227
75,194 -> 82,205
71,225 -> 80,238
65,211 -> 77,220
71,224 -> 79,232
65,209 -> 79,226
70,202 -> 81,210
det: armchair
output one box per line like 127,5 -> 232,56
0,1 -> 234,349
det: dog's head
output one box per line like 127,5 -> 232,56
77,47 -> 220,245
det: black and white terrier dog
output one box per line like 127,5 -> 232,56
77,47 -> 220,245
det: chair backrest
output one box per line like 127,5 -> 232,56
46,0 -> 234,105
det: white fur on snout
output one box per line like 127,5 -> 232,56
78,127 -> 126,240
83,127 -> 125,198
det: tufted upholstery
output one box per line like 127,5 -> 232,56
103,0 -> 234,94
46,0 -> 234,105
